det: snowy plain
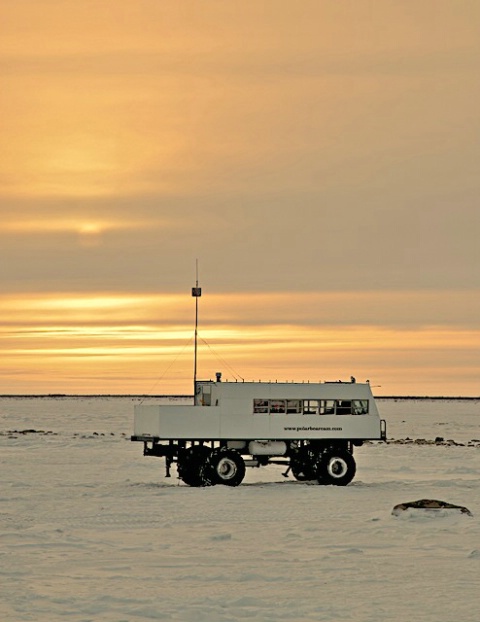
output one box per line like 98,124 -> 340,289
1,396 -> 480,622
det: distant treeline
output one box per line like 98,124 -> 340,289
0,394 -> 479,400
378,396 -> 480,401
0,394 -> 191,399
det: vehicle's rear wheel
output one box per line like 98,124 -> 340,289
290,447 -> 317,481
177,445 -> 213,487
206,449 -> 246,486
316,449 -> 356,486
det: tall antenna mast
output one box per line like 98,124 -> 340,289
191,260 -> 202,398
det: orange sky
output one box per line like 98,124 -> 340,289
1,2 -> 480,395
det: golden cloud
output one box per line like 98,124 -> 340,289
1,290 -> 480,394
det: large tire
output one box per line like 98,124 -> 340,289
290,447 -> 317,481
317,449 -> 356,486
206,449 -> 246,486
177,446 -> 213,487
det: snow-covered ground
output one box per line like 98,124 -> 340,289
1,397 -> 479,622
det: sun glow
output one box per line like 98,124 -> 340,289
78,222 -> 103,235
2,219 -> 147,234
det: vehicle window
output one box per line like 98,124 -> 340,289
319,400 -> 336,414
352,400 -> 369,414
336,400 -> 352,415
253,399 -> 268,413
303,399 -> 319,414
270,399 -> 286,414
255,397 -> 368,415
287,399 -> 301,413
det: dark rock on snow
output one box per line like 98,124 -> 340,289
392,499 -> 473,517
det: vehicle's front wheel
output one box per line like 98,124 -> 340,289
206,449 -> 246,486
316,450 -> 356,486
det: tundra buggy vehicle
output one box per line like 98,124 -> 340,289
131,373 -> 387,487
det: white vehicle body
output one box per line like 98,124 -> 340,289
134,378 -> 383,442
132,376 -> 386,487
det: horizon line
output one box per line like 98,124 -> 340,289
0,394 -> 479,401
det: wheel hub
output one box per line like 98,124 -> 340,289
327,457 -> 347,478
217,457 -> 237,479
